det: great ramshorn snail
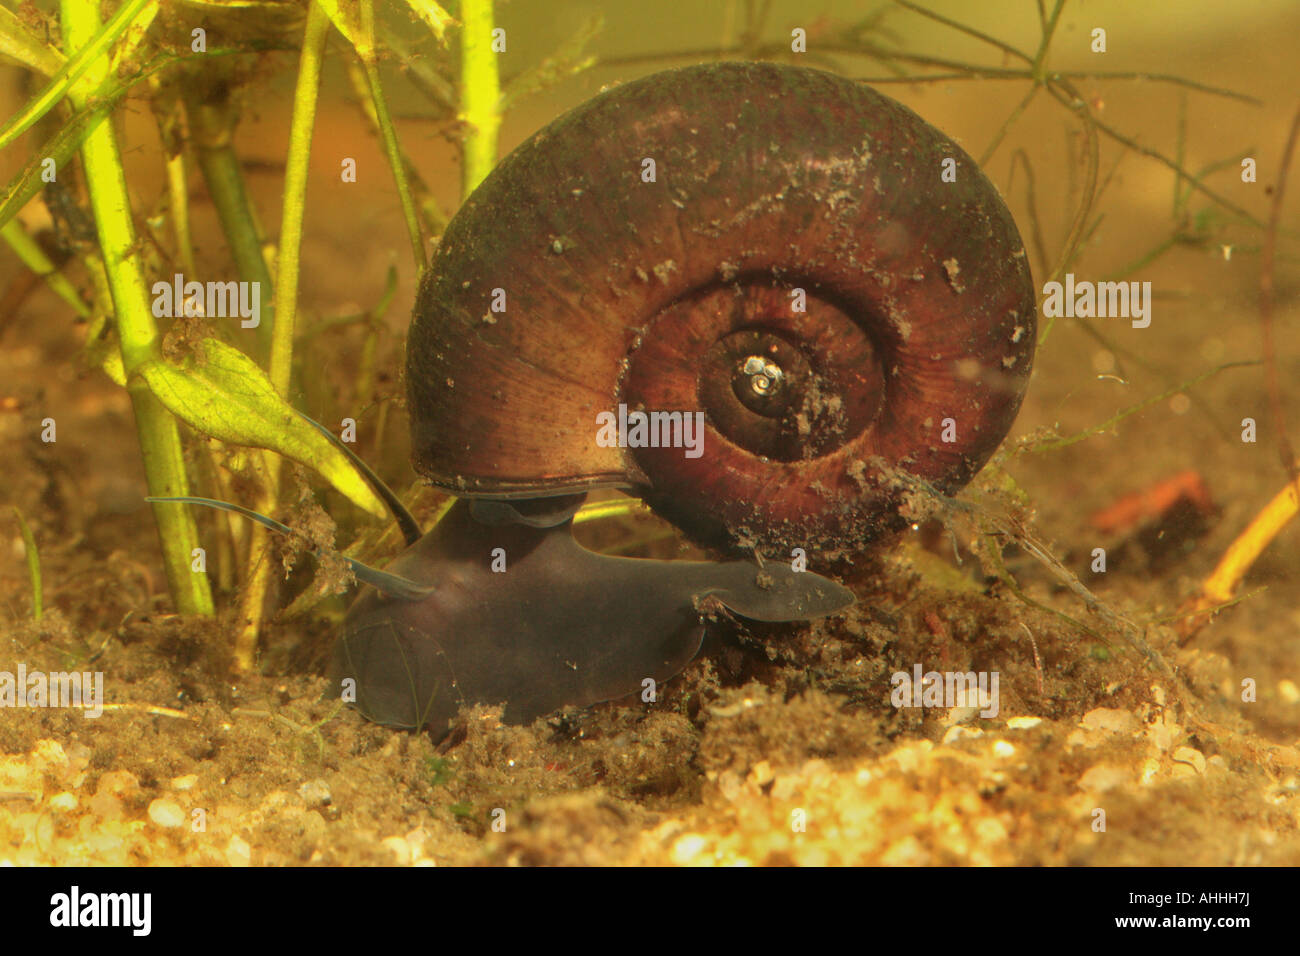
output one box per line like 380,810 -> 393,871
330,61 -> 1036,738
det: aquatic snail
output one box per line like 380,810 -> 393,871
335,61 -> 1035,737
168,62 -> 1037,739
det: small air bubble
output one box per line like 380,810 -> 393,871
1091,350 -> 1115,374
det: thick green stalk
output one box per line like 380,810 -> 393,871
61,0 -> 212,615
459,0 -> 500,198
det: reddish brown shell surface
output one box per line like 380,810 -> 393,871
408,61 -> 1036,553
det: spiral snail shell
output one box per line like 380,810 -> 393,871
333,61 -> 1035,736
408,61 -> 1036,554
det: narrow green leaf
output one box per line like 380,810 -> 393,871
0,0 -> 154,152
0,6 -> 65,77
133,338 -> 388,519
0,99 -> 114,232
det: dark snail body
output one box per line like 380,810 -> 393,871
334,62 -> 1036,737
335,498 -> 853,731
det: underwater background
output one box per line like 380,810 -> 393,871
0,0 -> 1297,865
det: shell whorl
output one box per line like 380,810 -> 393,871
407,61 -> 1036,553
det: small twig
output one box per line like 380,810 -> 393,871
1020,623 -> 1045,696
1160,586 -> 1266,629
99,703 -> 192,719
234,701 -> 346,761
1050,70 -> 1260,105
1180,478 -> 1299,641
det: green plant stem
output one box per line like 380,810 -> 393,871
1030,0 -> 1067,83
1038,78 -> 1099,345
1022,361 -> 1256,454
893,0 -> 1030,66
978,84 -> 1038,166
0,45 -> 299,234
164,151 -> 196,276
341,54 -> 448,244
186,92 -> 276,362
0,219 -> 90,317
0,99 -> 116,233
199,440 -> 238,593
271,1 -> 329,397
1044,81 -> 1262,228
12,507 -> 42,621
459,0 -> 501,198
356,0 -> 426,269
61,0 -> 212,616
151,79 -> 197,277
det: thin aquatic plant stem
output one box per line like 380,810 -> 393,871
228,1 -> 331,672
271,1 -> 329,398
186,84 -> 276,362
12,507 -> 42,621
60,0 -> 212,616
358,48 -> 426,270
